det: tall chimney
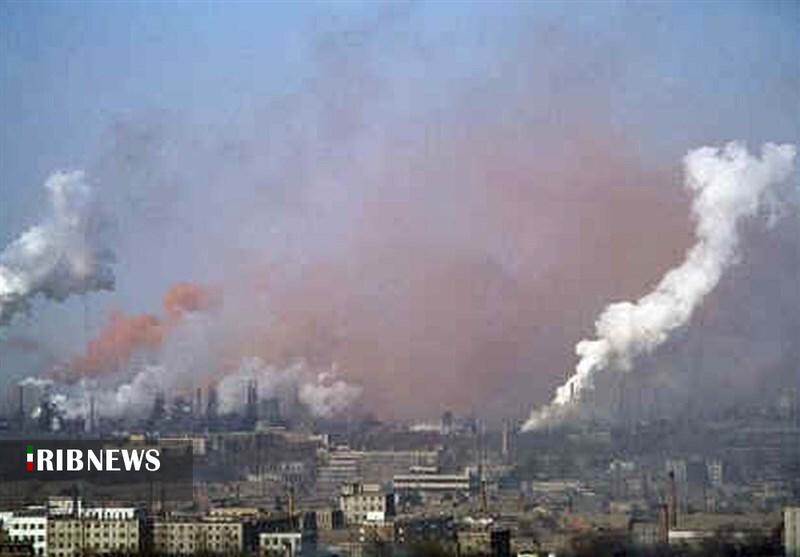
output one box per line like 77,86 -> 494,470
206,384 -> 218,423
17,385 -> 24,426
667,470 -> 678,528
501,420 -> 510,460
658,503 -> 670,544
89,394 -> 96,433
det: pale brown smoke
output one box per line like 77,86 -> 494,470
218,123 -> 694,421
93,11 -> 791,422
66,281 -> 216,381
163,281 -> 219,322
71,311 -> 164,378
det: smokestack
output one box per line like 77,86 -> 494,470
206,384 -> 218,425
89,394 -> 96,434
501,420 -> 514,462
658,503 -> 670,544
667,470 -> 678,529
441,410 -> 453,435
150,391 -> 166,424
523,142 -> 797,431
244,379 -> 258,427
17,385 -> 24,425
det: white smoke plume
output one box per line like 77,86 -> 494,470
0,170 -> 115,325
42,364 -> 163,420
298,371 -> 364,418
523,142 -> 797,431
48,357 -> 361,422
18,376 -> 54,389
218,357 -> 362,418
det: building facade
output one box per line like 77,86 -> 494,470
47,517 -> 139,557
151,519 -> 242,556
786,507 -> 800,557
339,484 -> 395,525
0,512 -> 47,557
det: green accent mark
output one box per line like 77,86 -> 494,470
26,444 -> 33,454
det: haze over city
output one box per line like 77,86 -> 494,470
0,2 -> 798,556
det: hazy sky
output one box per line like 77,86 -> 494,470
1,1 -> 798,420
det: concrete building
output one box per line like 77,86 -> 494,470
259,532 -> 303,557
490,528 -> 511,557
629,520 -> 663,548
786,507 -> 800,557
359,451 -> 439,485
0,511 -> 47,557
394,515 -> 456,549
392,471 -> 471,496
47,516 -> 139,557
45,497 -> 136,521
0,526 -> 34,557
0,542 -> 34,557
339,484 -> 395,525
151,518 -> 242,555
317,449 -> 362,501
706,459 -> 723,489
311,509 -> 345,531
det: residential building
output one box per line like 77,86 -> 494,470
786,507 -> 800,557
259,532 -> 303,557
151,518 -> 242,555
0,511 -> 47,557
339,484 -> 395,525
47,516 -> 139,557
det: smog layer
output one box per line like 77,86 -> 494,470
1,3 -> 798,426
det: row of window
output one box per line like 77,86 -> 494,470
9,534 -> 45,542
158,542 -> 239,551
50,522 -> 135,529
8,522 -> 46,530
52,531 -> 136,539
52,541 -> 137,549
158,534 -> 238,542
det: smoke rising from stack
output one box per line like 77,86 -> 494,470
33,279 -> 361,421
217,357 -> 361,419
49,356 -> 361,421
523,142 -> 797,431
4,6 -> 797,423
66,281 -> 216,380
0,171 -> 115,325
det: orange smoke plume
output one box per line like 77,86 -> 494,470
72,312 -> 164,377
163,281 -> 218,322
67,281 -> 217,380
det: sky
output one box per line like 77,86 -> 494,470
1,0 -> 798,422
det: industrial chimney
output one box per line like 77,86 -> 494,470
17,385 -> 24,428
667,470 -> 678,528
658,503 -> 670,544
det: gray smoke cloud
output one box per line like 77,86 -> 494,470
218,356 -> 362,419
43,364 -> 163,421
44,355 -> 361,422
523,142 -> 797,430
0,171 -> 115,325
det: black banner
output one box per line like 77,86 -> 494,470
0,440 -> 193,505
